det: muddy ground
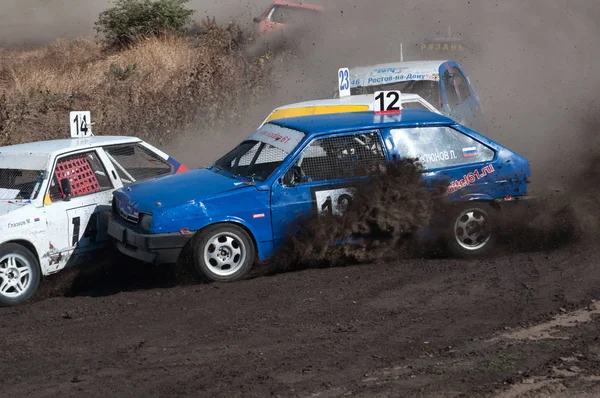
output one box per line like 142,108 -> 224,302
2,236 -> 600,397
2,0 -> 600,396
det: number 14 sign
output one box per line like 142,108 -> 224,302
70,111 -> 92,138
374,91 -> 402,114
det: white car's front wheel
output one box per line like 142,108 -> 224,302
0,243 -> 41,306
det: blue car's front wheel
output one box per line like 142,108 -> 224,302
192,224 -> 256,282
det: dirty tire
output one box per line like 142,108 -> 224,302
446,202 -> 497,258
192,224 -> 255,282
0,243 -> 41,306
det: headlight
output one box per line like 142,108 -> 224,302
139,213 -> 153,231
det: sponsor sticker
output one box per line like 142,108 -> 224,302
8,219 -> 31,229
248,124 -> 305,154
444,164 -> 495,196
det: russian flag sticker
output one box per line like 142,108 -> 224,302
462,147 -> 478,157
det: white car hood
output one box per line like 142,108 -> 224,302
0,201 -> 28,217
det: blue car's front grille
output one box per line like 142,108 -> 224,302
113,196 -> 140,225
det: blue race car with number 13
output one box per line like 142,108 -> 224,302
106,91 -> 532,282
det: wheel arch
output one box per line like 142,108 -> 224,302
191,220 -> 260,258
458,195 -> 502,212
1,239 -> 41,265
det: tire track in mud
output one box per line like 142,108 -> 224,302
2,239 -> 600,397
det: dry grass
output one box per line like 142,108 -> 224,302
0,21 -> 274,147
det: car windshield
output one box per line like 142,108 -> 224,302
351,80 -> 441,109
214,124 -> 305,182
0,168 -> 45,200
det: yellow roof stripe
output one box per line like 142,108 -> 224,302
265,105 -> 370,123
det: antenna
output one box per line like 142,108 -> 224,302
400,42 -> 404,62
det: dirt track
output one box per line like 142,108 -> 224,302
2,0 -> 600,396
2,237 -> 600,397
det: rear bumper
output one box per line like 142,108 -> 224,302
493,195 -> 538,210
107,214 -> 192,264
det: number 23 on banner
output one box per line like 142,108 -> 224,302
374,91 -> 402,114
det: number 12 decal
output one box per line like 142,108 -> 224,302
312,187 -> 357,216
374,90 -> 402,114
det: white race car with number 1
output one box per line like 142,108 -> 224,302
0,111 -> 188,306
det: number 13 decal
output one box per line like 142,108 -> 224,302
313,187 -> 356,216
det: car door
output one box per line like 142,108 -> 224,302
385,125 -> 497,198
453,63 -> 485,129
440,63 -> 476,126
270,130 -> 387,245
43,149 -> 118,271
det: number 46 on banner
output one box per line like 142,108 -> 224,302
373,91 -> 402,114
70,111 -> 93,138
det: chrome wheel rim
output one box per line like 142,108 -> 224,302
203,232 -> 247,277
0,253 -> 33,298
454,207 -> 492,251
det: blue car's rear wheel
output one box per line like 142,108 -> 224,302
446,203 -> 497,258
192,224 -> 256,282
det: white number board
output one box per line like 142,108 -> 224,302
70,111 -> 92,138
373,91 -> 402,114
338,67 -> 351,98
314,187 -> 356,216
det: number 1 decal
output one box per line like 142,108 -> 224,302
72,217 -> 80,246
374,91 -> 402,114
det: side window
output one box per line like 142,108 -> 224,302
442,70 -> 460,109
389,126 -> 495,170
49,150 -> 112,200
452,68 -> 471,102
104,144 -> 172,186
291,131 -> 385,183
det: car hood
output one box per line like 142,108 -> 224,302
114,168 -> 254,213
0,201 -> 28,217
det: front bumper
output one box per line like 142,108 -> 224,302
107,214 -> 192,264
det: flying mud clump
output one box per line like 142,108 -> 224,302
497,112 -> 600,252
270,159 -> 448,273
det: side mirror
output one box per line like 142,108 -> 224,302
253,17 -> 261,23
282,168 -> 297,186
60,178 -> 72,200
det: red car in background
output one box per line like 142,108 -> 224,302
253,1 -> 324,35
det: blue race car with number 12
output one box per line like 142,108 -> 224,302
106,91 -> 532,282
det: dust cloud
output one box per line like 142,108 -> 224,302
0,0 -> 270,48
259,0 -> 600,193
170,0 -> 600,192
3,0 -> 600,215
